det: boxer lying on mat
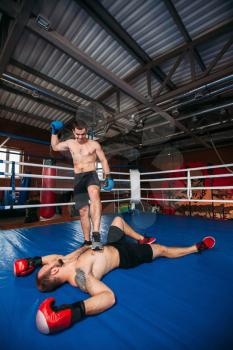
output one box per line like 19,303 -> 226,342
14,216 -> 215,335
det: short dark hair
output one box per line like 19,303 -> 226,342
36,269 -> 62,292
72,120 -> 88,130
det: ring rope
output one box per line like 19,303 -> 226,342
0,198 -> 131,210
140,173 -> 233,182
2,160 -> 130,175
3,173 -> 131,181
140,163 -> 233,176
141,186 -> 233,190
0,187 -> 130,192
141,197 -> 233,203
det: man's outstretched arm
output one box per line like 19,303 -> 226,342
13,253 -> 64,277
14,245 -> 91,277
64,245 -> 91,260
36,273 -> 115,334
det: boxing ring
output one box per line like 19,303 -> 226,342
1,161 -> 233,349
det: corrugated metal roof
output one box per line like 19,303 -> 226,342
12,30 -> 112,100
30,0 -> 140,79
100,0 -> 184,58
0,0 -> 233,154
174,0 -> 233,37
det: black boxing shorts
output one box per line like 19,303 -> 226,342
108,239 -> 153,269
74,171 -> 100,210
107,225 -> 125,244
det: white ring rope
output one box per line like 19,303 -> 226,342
140,173 -> 233,182
0,187 -> 130,192
141,177 -> 189,182
2,160 -> 130,175
2,160 -> 74,171
2,185 -> 231,192
1,161 -> 233,210
140,163 -> 233,176
141,197 -> 233,203
2,198 -> 132,210
3,173 -> 131,181
4,173 -> 74,179
141,186 -> 233,190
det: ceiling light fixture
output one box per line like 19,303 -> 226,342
36,15 -> 51,30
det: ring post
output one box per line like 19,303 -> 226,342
130,169 -> 141,212
10,161 -> 16,209
187,170 -> 192,200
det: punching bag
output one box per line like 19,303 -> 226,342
40,159 -> 56,219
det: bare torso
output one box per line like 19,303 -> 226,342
66,246 -> 120,288
67,139 -> 98,173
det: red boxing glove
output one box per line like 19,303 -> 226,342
14,256 -> 42,277
36,297 -> 86,334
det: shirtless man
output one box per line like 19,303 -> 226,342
13,216 -> 215,335
50,119 -> 114,249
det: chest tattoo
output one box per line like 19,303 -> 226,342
75,268 -> 87,291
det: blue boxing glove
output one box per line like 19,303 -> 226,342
102,175 -> 114,191
50,120 -> 64,135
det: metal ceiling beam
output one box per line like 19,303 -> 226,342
26,18 -> 208,148
163,0 -> 206,71
155,53 -> 185,97
75,0 -> 175,90
0,83 -> 75,115
153,63 -> 233,104
0,104 -> 53,125
2,72 -> 80,111
101,103 -> 212,150
26,18 -> 153,104
97,18 -> 233,102
94,64 -> 233,128
1,7 -> 229,151
0,0 -> 34,77
146,105 -> 211,149
203,36 -> 233,77
9,59 -> 115,114
139,99 -> 233,131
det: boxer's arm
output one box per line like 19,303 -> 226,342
41,254 -> 64,265
51,135 -> 70,152
36,273 -> 115,334
75,270 -> 115,314
14,253 -> 65,277
65,246 -> 90,260
95,141 -> 110,178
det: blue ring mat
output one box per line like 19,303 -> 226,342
1,213 -> 233,350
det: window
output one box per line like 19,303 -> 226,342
0,148 -> 22,178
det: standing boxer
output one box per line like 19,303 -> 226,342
50,120 -> 114,250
